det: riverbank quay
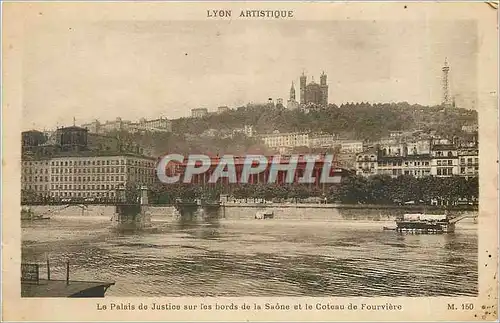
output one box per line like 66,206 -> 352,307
25,202 -> 478,211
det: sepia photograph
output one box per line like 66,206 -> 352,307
2,1 -> 498,322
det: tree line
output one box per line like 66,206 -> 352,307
148,175 -> 478,206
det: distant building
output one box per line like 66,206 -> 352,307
309,133 -> 336,148
299,72 -> 328,106
82,117 -> 172,134
286,82 -> 300,110
131,117 -> 172,133
192,108 -> 208,118
217,106 -> 230,114
98,117 -> 132,133
232,125 -> 255,138
462,124 -> 478,133
260,131 -> 310,149
332,140 -> 364,153
81,120 -> 101,133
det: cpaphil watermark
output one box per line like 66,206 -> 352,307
156,154 -> 341,184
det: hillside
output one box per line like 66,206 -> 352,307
110,102 -> 478,157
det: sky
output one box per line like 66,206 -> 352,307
21,19 -> 478,130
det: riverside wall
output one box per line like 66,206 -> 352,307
26,204 -> 478,223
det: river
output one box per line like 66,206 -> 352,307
21,207 -> 478,297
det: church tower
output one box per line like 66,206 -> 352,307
290,82 -> 296,100
320,71 -> 328,106
300,72 -> 307,104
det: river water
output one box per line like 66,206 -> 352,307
21,207 -> 478,297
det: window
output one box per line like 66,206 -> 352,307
448,160 -> 453,166
437,169 -> 442,175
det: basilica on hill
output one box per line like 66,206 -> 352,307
287,72 -> 329,110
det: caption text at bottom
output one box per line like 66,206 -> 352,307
96,302 -> 404,311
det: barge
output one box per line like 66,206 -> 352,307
395,213 -> 453,233
390,213 -> 476,234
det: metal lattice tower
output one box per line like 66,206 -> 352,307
442,58 -> 450,106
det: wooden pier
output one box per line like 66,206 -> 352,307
21,261 -> 114,298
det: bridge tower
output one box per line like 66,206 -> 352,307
111,185 -> 152,231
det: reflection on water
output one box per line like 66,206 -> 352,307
22,209 -> 477,297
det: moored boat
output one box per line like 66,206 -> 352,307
255,210 -> 274,219
21,207 -> 51,221
394,213 -> 454,234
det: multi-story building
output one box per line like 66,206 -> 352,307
21,126 -> 157,202
21,158 -> 52,199
260,131 -> 310,149
217,106 -> 230,114
82,117 -> 172,134
99,117 -> 133,133
333,140 -> 364,153
355,139 -> 477,179
191,108 -> 209,118
458,147 -> 479,178
22,153 -> 156,200
170,154 -> 349,193
309,134 -> 336,149
355,150 -> 378,177
379,140 -> 431,157
377,155 -> 431,178
131,117 -> 172,133
430,143 -> 459,177
47,153 -> 156,200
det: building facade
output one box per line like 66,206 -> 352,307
260,132 -> 310,149
192,108 -> 209,118
377,155 -> 431,178
217,106 -> 230,114
458,147 -> 479,178
355,151 -> 378,177
355,140 -> 477,179
287,82 -> 300,110
82,117 -> 172,134
430,143 -> 459,177
299,72 -> 328,106
169,155 -> 349,193
21,153 -> 157,201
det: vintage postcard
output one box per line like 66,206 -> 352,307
2,1 -> 498,322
